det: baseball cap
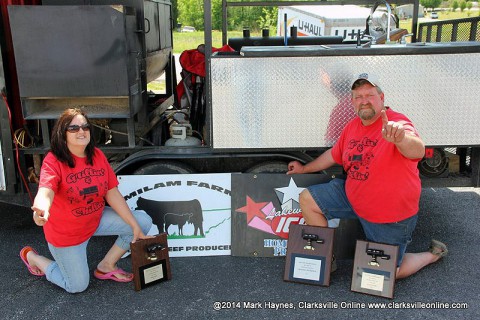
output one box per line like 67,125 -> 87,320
351,73 -> 381,89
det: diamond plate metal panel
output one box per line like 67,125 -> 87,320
211,52 -> 480,148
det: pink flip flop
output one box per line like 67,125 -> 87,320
93,268 -> 133,283
20,246 -> 45,276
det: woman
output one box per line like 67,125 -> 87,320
20,108 -> 152,293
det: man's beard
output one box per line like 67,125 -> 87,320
357,105 -> 376,121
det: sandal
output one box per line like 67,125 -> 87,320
20,246 -> 45,276
429,239 -> 448,258
94,268 -> 133,283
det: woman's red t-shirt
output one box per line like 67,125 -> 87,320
39,148 -> 119,247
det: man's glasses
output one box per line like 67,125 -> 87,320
66,123 -> 90,133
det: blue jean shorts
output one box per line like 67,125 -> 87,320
307,178 -> 418,266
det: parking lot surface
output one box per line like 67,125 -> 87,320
0,186 -> 479,319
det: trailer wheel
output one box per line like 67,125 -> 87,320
134,161 -> 195,175
418,148 -> 448,178
246,161 -> 289,173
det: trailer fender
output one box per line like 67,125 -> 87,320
246,161 -> 289,173
134,161 -> 195,175
113,150 -> 316,175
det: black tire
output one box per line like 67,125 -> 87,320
134,161 -> 195,175
418,148 -> 448,178
246,161 -> 289,173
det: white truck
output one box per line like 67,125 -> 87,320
277,5 -> 373,41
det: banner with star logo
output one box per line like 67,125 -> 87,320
231,173 -> 333,257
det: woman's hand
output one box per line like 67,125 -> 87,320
105,187 -> 155,243
31,206 -> 49,226
131,225 -> 154,243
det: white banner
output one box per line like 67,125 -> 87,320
118,174 -> 231,257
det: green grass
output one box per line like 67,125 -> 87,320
167,234 -> 205,239
435,10 -> 479,20
147,80 -> 166,91
173,30 -> 261,54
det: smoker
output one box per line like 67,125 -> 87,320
8,0 -> 173,146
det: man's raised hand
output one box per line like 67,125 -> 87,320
381,110 -> 405,144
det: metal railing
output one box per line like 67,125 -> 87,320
418,16 -> 480,42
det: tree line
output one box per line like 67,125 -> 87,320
174,0 -> 477,32
421,0 -> 475,12
175,0 -> 278,32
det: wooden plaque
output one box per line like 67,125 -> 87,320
284,224 -> 335,286
130,233 -> 172,291
351,240 -> 399,299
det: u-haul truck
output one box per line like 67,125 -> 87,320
277,5 -> 372,41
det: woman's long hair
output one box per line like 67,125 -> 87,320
50,108 -> 95,168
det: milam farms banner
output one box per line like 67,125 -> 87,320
118,174 -> 231,257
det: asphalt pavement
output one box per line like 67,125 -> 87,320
0,185 -> 479,320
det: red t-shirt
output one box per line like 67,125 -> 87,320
39,148 -> 119,247
331,108 -> 422,223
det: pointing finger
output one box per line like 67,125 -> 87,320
381,110 -> 388,126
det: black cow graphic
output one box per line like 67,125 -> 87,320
164,213 -> 192,235
136,197 -> 204,236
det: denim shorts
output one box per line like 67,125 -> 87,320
307,178 -> 418,266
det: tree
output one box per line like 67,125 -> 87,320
177,0 -> 271,32
177,0 -> 206,30
171,0 -> 178,28
211,0 -> 223,30
257,8 -> 278,34
452,1 -> 459,12
227,6 -> 265,31
460,1 -> 467,11
420,0 -> 442,11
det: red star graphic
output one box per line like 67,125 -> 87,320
236,196 -> 269,224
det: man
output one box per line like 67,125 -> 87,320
287,73 -> 447,279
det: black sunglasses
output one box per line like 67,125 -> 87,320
66,123 -> 90,133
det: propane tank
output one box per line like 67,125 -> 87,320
165,124 -> 201,147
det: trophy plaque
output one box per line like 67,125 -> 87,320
130,233 -> 171,291
284,224 -> 335,286
351,240 -> 399,299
